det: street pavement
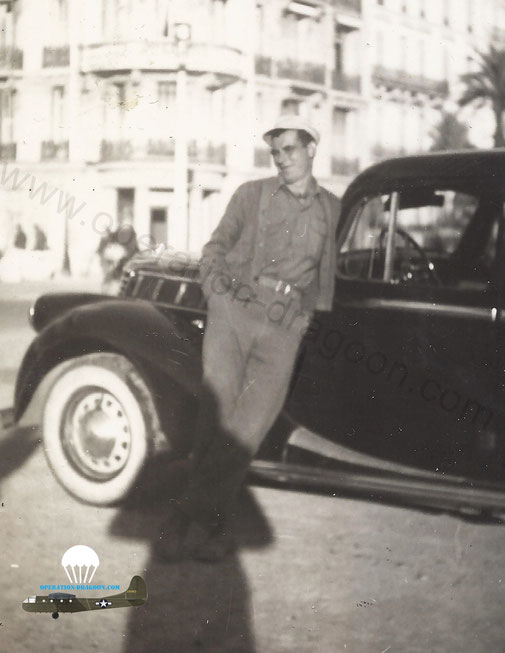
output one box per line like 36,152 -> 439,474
1,279 -> 505,652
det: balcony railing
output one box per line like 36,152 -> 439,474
42,45 -> 70,68
255,55 -> 326,86
255,55 -> 273,76
147,138 -> 175,157
373,65 -> 449,96
41,140 -> 69,161
330,0 -> 362,13
0,46 -> 22,70
188,141 -> 226,165
254,147 -> 271,168
82,41 -> 244,81
0,142 -> 16,160
101,140 -> 134,161
100,139 -> 225,165
277,58 -> 326,85
332,71 -> 361,93
331,156 -> 359,176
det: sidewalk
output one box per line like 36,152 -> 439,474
0,273 -> 102,303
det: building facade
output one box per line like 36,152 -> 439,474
0,0 -> 503,275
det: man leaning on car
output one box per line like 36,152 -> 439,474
156,115 -> 341,562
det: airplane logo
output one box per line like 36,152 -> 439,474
22,575 -> 147,620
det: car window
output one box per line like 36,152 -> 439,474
337,188 -> 500,291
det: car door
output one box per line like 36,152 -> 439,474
288,184 -> 504,480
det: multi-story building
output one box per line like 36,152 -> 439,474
0,0 -> 503,275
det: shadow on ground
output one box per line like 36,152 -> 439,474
0,424 -> 40,483
110,452 -> 273,652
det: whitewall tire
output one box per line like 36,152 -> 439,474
42,353 -> 162,505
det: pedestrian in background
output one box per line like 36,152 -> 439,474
13,223 -> 27,249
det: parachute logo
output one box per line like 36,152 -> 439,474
61,545 -> 100,584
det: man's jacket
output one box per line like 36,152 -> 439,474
200,177 -> 341,312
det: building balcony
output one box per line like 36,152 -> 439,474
285,1 -> 323,19
331,156 -> 359,176
81,41 -> 244,83
372,65 -> 449,97
0,46 -> 22,73
100,139 -> 225,165
188,140 -> 226,165
330,0 -> 361,13
0,142 -> 16,160
332,71 -> 361,94
101,140 -> 135,161
147,138 -> 175,157
255,55 -> 325,87
254,147 -> 271,168
42,45 -> 70,68
277,58 -> 326,85
41,140 -> 69,161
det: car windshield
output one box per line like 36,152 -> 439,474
338,187 -> 500,291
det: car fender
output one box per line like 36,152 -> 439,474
14,298 -> 203,422
29,292 -> 111,332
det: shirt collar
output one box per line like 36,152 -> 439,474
274,175 -> 321,198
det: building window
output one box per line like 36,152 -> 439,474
375,30 -> 383,65
117,188 -> 134,225
103,0 -> 132,40
104,82 -> 126,141
255,90 -> 264,125
157,81 -> 176,139
56,0 -> 67,23
50,85 -> 65,142
400,35 -> 407,71
443,0 -> 450,26
334,33 -> 343,74
158,81 -> 176,110
0,5 -> 9,49
332,107 -> 347,151
443,48 -> 450,80
150,207 -> 167,247
256,1 -> 265,52
0,88 -> 15,144
467,0 -> 473,32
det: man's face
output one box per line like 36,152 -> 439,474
270,130 -> 315,185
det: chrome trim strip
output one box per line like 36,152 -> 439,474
347,298 -> 494,320
248,460 -> 505,512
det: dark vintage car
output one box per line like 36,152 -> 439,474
13,149 -> 505,514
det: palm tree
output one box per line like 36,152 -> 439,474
458,46 -> 505,147
429,112 -> 474,151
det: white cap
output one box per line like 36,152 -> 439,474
263,115 -> 320,146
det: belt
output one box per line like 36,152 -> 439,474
256,276 -> 301,297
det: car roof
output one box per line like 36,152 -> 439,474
342,149 -> 505,210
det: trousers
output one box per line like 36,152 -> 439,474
180,290 -> 309,527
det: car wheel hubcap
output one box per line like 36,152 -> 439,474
62,388 -> 132,480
